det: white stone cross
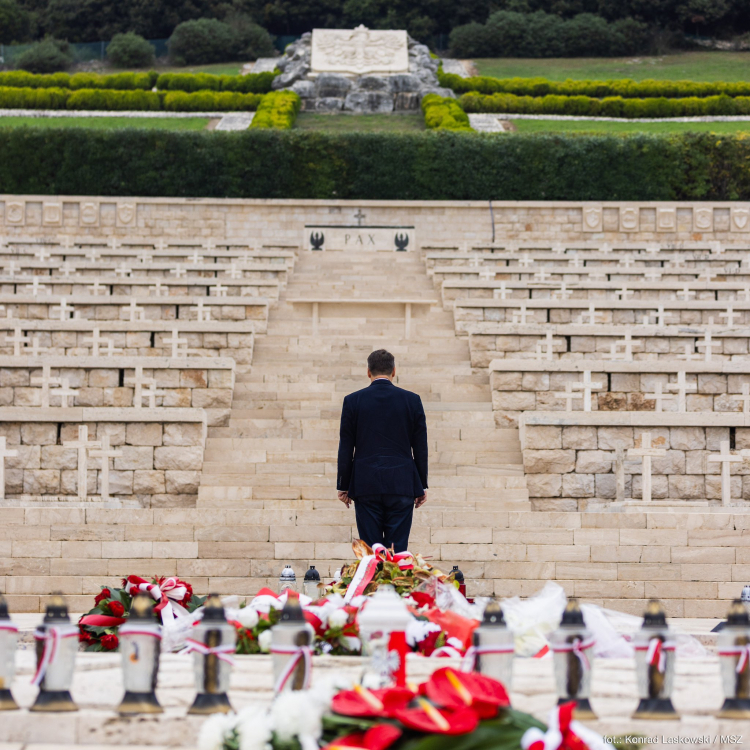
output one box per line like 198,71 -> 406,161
60,237 -> 73,252
123,299 -> 145,322
170,264 -> 186,279
720,307 -> 739,326
569,370 -> 603,412
468,256 -> 481,268
645,244 -> 660,255
137,250 -> 152,264
83,328 -> 114,357
63,425 -> 100,500
5,327 -> 30,356
643,305 -> 674,327
149,281 -> 168,297
701,269 -> 716,283
164,328 -> 189,358
55,376 -> 78,408
665,370 -> 696,412
114,262 -> 132,278
102,338 -> 122,357
140,380 -> 166,409
532,268 -> 551,283
155,239 -> 167,253
551,244 -> 566,255
87,280 -> 108,296
3,260 -> 19,277
492,282 -> 510,300
480,267 -> 495,282
109,237 -> 120,253
739,287 -> 750,302
86,246 -> 101,262
732,383 -> 750,414
35,247 -> 51,262
600,243 -> 612,254
0,437 -> 17,500
588,271 -> 608,282
619,256 -> 635,268
677,342 -> 699,362
645,382 -> 671,413
210,282 -> 228,297
628,432 -> 667,503
615,286 -> 634,300
568,256 -> 583,268
188,250 -> 204,264
127,366 -> 161,408
89,434 -> 122,502
31,364 -> 61,408
25,278 -> 48,297
554,382 -> 578,412
675,285 -> 696,301
25,336 -> 42,357
696,330 -> 718,362
710,241 -> 724,255
552,283 -> 572,300
668,256 -> 686,269
204,238 -> 215,253
577,303 -> 602,325
51,297 -> 74,321
511,305 -> 532,325
59,261 -> 76,278
644,270 -> 662,282
535,331 -> 563,361
709,441 -> 742,506
518,254 -> 534,268
225,263 -> 243,280
192,300 -> 211,321
609,332 -> 642,362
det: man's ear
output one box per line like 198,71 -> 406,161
391,367 -> 396,378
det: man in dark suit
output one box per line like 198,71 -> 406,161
337,349 -> 428,553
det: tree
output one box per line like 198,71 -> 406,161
106,31 -> 156,66
0,0 -> 31,42
15,36 -> 73,71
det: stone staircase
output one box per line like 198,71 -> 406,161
196,250 -> 529,593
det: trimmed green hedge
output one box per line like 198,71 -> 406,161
0,71 -> 157,91
1,130 -> 749,201
459,91 -> 750,118
162,91 -> 262,112
422,94 -> 471,131
439,71 -> 750,100
250,91 -> 300,129
156,72 -> 275,94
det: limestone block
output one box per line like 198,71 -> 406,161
7,444 -> 40,469
108,470 -> 134,495
59,369 -> 86,388
523,426 -> 562,450
598,427 -> 633,450
126,423 -> 163,447
741,476 -> 750,499
165,470 -> 201,494
5,469 -> 23,494
698,373 -> 727,394
88,369 -> 119,388
23,469 -> 60,495
40,446 -> 78,470
208,369 -> 233,388
522,373 -> 549,391
0,387 -> 11,406
576,450 -> 614,474
192,388 -> 232,408
316,73 -> 352,98
163,423 -> 204,447
494,335 -> 519,352
611,373 -> 640,391
706,427 -> 730,450
98,424 -> 126,445
154,446 -> 203,471
202,333 -> 226,348
570,336 -> 595,353
113,446 -> 153,471
20,423 -> 56,445
599,392 -> 628,411
162,388 -> 191,408
133,470 -> 167,495
706,475 -> 742,500
490,372 -> 522,390
180,369 -> 207,388
75,388 -> 104,407
724,337 -> 748,354
596,473 -> 632,499
155,370 -> 180,388
651,450 -> 686,475
60,469 -> 96,496
715,394 -> 740,412
562,473 -> 595,497
493,391 -> 535,411
686,394 -> 714,411
736,429 -> 750,450
668,474 -> 705,499
562,426 -> 598,449
525,473 -> 562,497
631,474 -> 668,500
0,368 -> 29,387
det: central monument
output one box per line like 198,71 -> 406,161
272,25 -> 454,112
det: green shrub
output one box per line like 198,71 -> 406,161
162,90 -> 262,112
1,130 -> 749,202
156,71 -> 275,94
168,19 -> 237,66
422,94 -> 472,131
106,33 -> 156,69
0,85 -> 69,108
66,89 -> 161,111
16,38 -> 74,74
0,70 -> 154,91
250,91 -> 300,129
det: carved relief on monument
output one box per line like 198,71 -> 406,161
117,202 -> 136,227
42,202 -> 63,226
656,207 -> 676,231
5,201 -> 25,225
731,206 -> 750,232
311,26 -> 409,75
693,207 -> 713,231
581,205 -> 602,232
79,201 -> 100,226
619,207 -> 639,232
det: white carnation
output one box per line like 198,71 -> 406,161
258,629 -> 273,653
327,608 -> 349,629
198,713 -> 237,750
270,690 -> 325,743
235,705 -> 273,750
406,618 -> 441,647
237,607 -> 259,629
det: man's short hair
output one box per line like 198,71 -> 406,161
368,349 -> 395,376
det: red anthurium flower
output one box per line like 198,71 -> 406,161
425,667 -> 510,719
332,685 -> 414,719
94,588 -> 111,605
322,725 -> 402,750
101,634 -> 119,650
394,700 -> 479,735
108,601 -> 125,617
409,592 -> 435,609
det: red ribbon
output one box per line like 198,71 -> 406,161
79,614 -> 127,628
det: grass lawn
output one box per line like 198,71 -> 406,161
510,118 -> 750,134
0,116 -> 211,130
295,112 -> 425,132
473,51 -> 750,82
120,62 -> 246,76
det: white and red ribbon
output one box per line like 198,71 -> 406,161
118,624 -> 162,640
372,543 -> 415,571
344,555 -> 380,604
718,645 -> 750,673
0,623 -> 18,634
551,636 -> 596,672
123,576 -> 189,624
31,624 -> 78,687
183,638 -> 236,665
635,637 -> 676,674
521,703 -> 609,750
461,643 -> 516,672
271,644 -> 312,693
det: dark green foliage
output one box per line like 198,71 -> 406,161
0,0 -> 32,43
106,32 -> 156,68
439,71 -> 750,99
449,10 -> 652,57
0,70 -> 154,90
250,90 -> 300,127
162,90 -> 262,111
421,93 -> 471,130
1,129 -> 749,201
155,72 -> 275,94
66,88 -> 160,110
459,90 -> 750,117
16,37 -> 73,73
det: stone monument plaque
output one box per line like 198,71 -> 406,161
306,224 -> 415,251
311,26 -> 409,75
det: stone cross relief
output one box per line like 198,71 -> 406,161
710,441 -> 743,506
89,435 -> 123,502
664,370 -> 696,412
492,282 -> 510,300
0,436 -> 18,500
63,425 -> 101,500
627,432 -> 667,503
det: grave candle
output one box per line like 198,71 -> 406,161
271,593 -> 313,693
717,600 -> 750,719
0,595 -> 19,711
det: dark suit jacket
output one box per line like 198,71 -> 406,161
337,379 -> 428,500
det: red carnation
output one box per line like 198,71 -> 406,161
101,634 -> 119,651
78,630 -> 94,644
108,601 -> 125,617
95,588 -> 111,605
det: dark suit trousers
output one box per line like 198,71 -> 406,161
354,494 -> 414,553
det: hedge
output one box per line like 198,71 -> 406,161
439,71 -> 750,100
459,92 -> 750,118
250,91 -> 300,129
1,130 -> 749,201
156,72 -> 275,94
422,94 -> 471,131
162,91 -> 263,112
0,71 -> 157,91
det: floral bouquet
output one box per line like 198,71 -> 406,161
78,575 -> 204,651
